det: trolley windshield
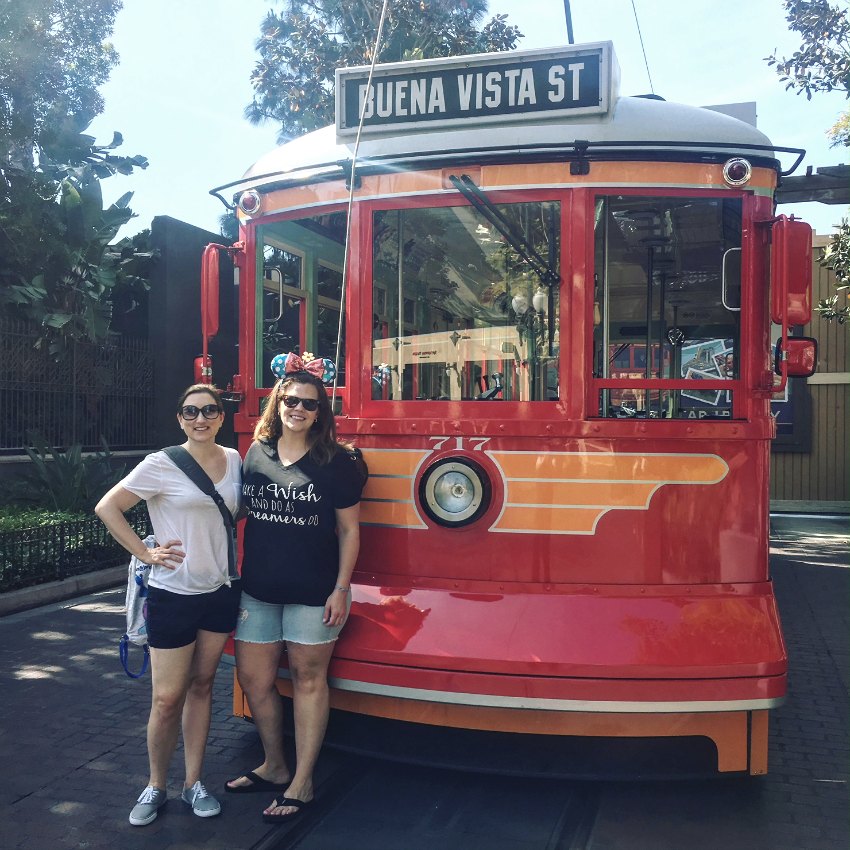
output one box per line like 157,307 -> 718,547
371,200 -> 560,402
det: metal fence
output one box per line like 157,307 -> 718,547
0,317 -> 155,454
0,506 -> 152,593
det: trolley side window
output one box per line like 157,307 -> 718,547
256,212 -> 347,389
371,202 -> 560,402
593,196 -> 741,419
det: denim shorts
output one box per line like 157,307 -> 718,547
146,583 -> 241,649
234,590 -> 350,645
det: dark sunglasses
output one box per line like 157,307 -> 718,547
281,395 -> 319,412
180,404 -> 222,420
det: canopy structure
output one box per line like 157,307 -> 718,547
776,164 -> 850,206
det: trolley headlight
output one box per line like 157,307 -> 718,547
723,158 -> 752,187
237,189 -> 262,215
419,458 -> 491,527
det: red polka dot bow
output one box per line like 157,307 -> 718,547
270,352 -> 336,384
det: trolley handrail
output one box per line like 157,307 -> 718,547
264,268 -> 284,323
210,140 -> 807,208
721,247 -> 742,312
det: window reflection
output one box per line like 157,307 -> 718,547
258,212 -> 347,388
372,203 -> 560,401
594,196 -> 741,419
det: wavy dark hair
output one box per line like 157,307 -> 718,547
176,383 -> 223,411
253,373 -> 351,465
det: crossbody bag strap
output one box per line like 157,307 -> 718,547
162,446 -> 238,579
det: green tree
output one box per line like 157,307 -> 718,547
766,0 -> 850,99
0,0 -> 152,353
246,0 -> 522,142
767,0 -> 850,321
816,218 -> 850,322
0,0 -> 120,166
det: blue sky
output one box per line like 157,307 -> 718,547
89,0 -> 848,238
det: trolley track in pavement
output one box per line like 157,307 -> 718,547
251,755 -> 601,850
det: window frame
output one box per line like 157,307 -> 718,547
585,188 -> 755,422
360,189 -> 569,417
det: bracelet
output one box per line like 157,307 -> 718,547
335,585 -> 351,593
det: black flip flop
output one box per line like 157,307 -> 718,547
262,797 -> 312,823
225,770 -> 288,794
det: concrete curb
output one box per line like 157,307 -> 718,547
0,566 -> 126,617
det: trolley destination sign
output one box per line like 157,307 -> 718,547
336,43 -> 615,137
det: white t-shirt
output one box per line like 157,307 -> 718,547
122,447 -> 241,595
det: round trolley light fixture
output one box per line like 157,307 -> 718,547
722,158 -> 752,187
237,189 -> 262,215
419,457 -> 491,527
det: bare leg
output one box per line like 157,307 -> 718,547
147,644 -> 196,789
264,640 -> 335,817
226,640 -> 291,790
181,630 -> 229,788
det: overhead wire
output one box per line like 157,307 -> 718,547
563,0 -> 574,44
331,0 -> 391,410
630,0 -> 655,95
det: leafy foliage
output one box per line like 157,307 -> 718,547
246,0 -> 522,141
0,0 -> 121,165
827,110 -> 850,147
0,502 -> 150,592
0,125 -> 153,352
816,218 -> 850,322
1,1 -> 153,354
765,0 -> 850,99
0,507 -> 88,532
0,130 -> 153,349
767,1 -> 850,325
12,432 -> 126,512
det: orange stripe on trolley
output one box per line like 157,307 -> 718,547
356,450 -> 429,529
486,161 -> 776,190
251,677 -> 757,773
488,451 -> 728,483
508,480 -> 658,507
360,500 -> 426,528
488,451 -> 729,535
360,448 -> 428,477
363,476 -> 415,501
496,505 -> 603,534
256,162 -> 776,216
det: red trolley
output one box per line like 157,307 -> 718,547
203,43 -> 817,775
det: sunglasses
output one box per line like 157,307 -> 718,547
281,395 -> 319,412
180,404 -> 222,420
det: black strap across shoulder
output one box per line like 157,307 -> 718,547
162,445 -> 238,580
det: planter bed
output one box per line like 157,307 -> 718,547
0,506 -> 150,593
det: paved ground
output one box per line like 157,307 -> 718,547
0,515 -> 846,850
588,515 -> 850,850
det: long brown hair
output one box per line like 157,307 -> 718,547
254,373 -> 350,465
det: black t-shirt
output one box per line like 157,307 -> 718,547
241,440 -> 365,606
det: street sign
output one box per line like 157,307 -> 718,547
336,43 -> 616,137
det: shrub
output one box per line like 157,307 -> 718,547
0,507 -> 88,532
0,503 -> 150,592
12,432 -> 126,512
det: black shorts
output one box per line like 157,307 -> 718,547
146,583 -> 241,649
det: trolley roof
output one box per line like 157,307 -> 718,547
215,43 -> 799,203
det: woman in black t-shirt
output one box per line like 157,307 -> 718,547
225,358 -> 366,822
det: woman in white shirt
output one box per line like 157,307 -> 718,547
95,384 -> 241,827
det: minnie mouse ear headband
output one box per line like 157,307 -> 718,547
271,352 -> 337,385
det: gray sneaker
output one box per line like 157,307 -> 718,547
129,785 -> 167,826
181,780 -> 221,818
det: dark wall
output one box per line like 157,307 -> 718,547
149,216 -> 239,450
